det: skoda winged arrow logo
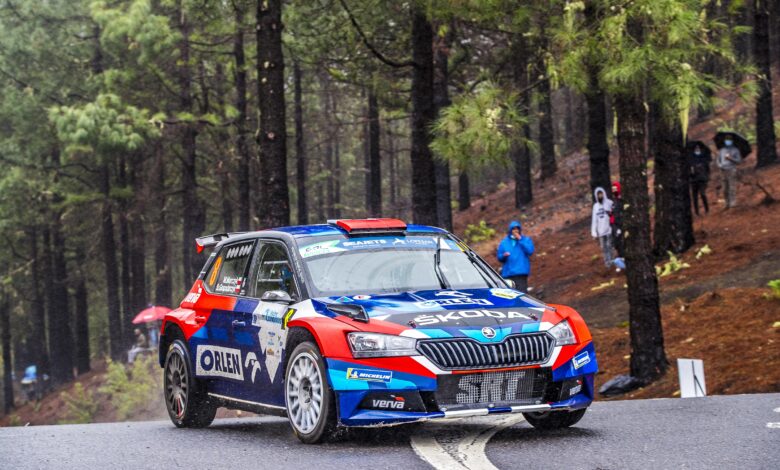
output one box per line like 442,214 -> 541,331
481,327 -> 496,339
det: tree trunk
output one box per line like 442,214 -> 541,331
367,86 -> 382,217
614,90 -> 668,384
294,60 -> 307,224
651,105 -> 694,256
584,2 -> 612,196
321,75 -> 335,218
177,1 -> 204,286
73,259 -> 90,375
511,36 -> 533,207
233,3 -> 251,231
153,149 -> 172,308
117,155 -> 131,348
26,226 -> 49,377
387,122 -> 397,213
214,63 -> 235,234
755,0 -> 778,168
100,163 -> 123,361
458,172 -> 471,211
433,26 -> 453,230
410,9 -> 438,225
537,34 -> 557,180
49,211 -> 74,384
333,97 -> 342,218
128,154 -> 147,315
1,294 -> 13,413
256,0 -> 290,227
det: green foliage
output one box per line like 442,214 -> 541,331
463,221 -> 496,245
99,356 -> 158,420
59,383 -> 99,424
655,251 -> 691,277
432,83 -> 529,172
766,280 -> 780,300
49,94 -> 160,159
695,244 -> 712,260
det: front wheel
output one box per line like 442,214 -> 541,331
163,340 -> 217,428
285,341 -> 337,444
523,408 -> 587,430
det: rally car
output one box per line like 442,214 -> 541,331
159,218 -> 597,443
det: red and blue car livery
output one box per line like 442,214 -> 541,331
159,219 -> 597,443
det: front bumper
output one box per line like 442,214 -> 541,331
327,343 -> 598,427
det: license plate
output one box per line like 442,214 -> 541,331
435,369 -> 547,410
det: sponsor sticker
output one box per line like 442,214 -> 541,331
281,308 -> 296,329
569,384 -> 582,396
490,288 -> 524,300
346,368 -> 393,383
182,291 -> 201,304
415,298 -> 494,309
413,309 -> 534,326
299,240 -> 344,258
573,351 -> 590,369
372,397 -> 405,409
353,294 -> 372,300
196,345 -> 244,381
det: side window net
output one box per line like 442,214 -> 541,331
254,244 -> 298,299
205,242 -> 254,295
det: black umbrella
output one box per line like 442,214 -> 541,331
686,140 -> 712,158
713,131 -> 752,158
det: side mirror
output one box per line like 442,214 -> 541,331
504,278 -> 516,289
260,290 -> 293,304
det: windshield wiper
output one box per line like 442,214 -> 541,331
433,238 -> 450,289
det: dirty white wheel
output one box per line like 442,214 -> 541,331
285,341 -> 336,443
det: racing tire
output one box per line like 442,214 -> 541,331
522,408 -> 587,430
163,339 -> 217,428
284,341 -> 337,444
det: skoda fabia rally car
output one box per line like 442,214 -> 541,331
159,218 -> 597,443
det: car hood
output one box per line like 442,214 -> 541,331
312,288 -> 560,340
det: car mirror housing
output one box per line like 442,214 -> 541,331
504,278 -> 516,289
261,290 -> 294,304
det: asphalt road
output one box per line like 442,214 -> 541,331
0,393 -> 777,470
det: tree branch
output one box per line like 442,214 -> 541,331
337,0 -> 416,69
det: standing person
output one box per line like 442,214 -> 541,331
689,143 -> 711,215
610,181 -> 625,262
496,221 -> 535,293
716,134 -> 742,208
591,187 -> 614,268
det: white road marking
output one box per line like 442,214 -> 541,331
767,423 -> 780,429
410,414 -> 527,470
773,407 -> 780,413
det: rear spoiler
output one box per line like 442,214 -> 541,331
195,232 -> 246,253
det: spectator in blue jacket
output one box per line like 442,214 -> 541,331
496,221 -> 535,292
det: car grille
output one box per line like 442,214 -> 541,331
417,333 -> 553,370
435,368 -> 549,410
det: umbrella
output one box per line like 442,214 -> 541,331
686,140 -> 712,158
131,305 -> 172,324
713,131 -> 752,158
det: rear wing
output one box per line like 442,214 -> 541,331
195,232 -> 246,253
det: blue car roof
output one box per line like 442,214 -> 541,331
272,223 -> 447,238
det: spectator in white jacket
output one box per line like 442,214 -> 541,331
591,187 -> 614,268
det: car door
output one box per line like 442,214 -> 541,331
191,239 -> 259,400
239,239 -> 302,407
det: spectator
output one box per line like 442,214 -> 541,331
496,221 -> 535,293
610,181 -> 625,261
127,328 -> 149,363
591,187 -> 614,268
689,143 -> 711,215
716,135 -> 742,208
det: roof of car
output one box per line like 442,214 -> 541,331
272,223 -> 447,238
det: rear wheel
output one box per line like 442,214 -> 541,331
164,340 -> 217,428
285,341 -> 337,444
523,408 -> 587,430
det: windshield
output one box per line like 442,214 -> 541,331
298,235 -> 499,297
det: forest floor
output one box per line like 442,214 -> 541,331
3,87 -> 780,427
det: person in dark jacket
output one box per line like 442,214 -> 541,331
496,221 -> 535,293
689,142 -> 711,215
610,181 -> 625,261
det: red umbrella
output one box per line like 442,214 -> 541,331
131,306 -> 172,324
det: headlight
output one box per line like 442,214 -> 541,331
347,332 -> 418,358
548,320 -> 576,346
